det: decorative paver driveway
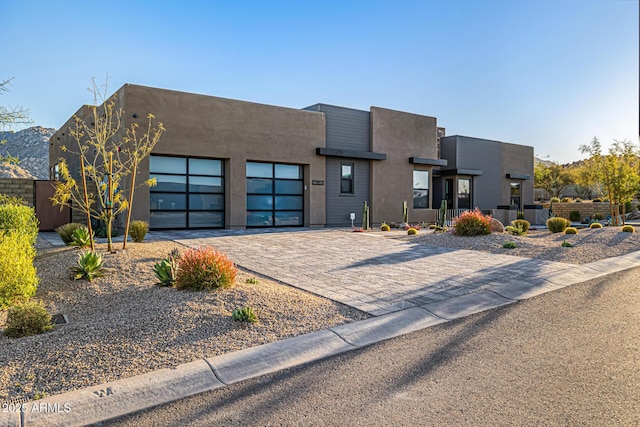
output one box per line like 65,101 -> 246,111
161,229 -> 579,316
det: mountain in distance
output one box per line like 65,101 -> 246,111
0,126 -> 54,179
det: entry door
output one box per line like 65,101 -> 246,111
35,181 -> 71,231
246,162 -> 304,227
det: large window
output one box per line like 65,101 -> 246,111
457,178 -> 471,209
510,182 -> 521,209
246,162 -> 303,227
149,156 -> 224,229
341,163 -> 354,194
413,170 -> 429,208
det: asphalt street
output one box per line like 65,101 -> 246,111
103,267 -> 640,426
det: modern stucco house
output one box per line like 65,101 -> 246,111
50,84 -> 533,229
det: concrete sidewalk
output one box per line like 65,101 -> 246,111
8,229 -> 639,426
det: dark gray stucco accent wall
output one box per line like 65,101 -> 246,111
325,158 -> 370,226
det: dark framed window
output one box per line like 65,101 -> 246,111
341,163 -> 354,194
457,178 -> 471,209
246,162 -> 303,227
149,155 -> 224,229
510,182 -> 521,209
413,170 -> 429,209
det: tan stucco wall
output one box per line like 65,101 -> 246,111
121,84 -> 326,228
370,107 -> 438,224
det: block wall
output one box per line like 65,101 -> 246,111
0,178 -> 35,206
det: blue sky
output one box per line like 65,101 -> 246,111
1,0 -> 637,163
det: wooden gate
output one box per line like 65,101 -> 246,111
35,180 -> 70,231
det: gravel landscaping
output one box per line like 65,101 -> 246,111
1,225 -> 639,404
0,239 -> 368,403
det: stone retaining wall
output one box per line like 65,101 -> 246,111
0,178 -> 35,205
551,202 -> 615,220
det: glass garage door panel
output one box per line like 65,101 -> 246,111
189,211 -> 224,228
246,162 -> 303,227
150,212 -> 187,229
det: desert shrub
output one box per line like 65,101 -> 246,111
505,224 -> 525,236
622,225 -> 635,233
175,246 -> 237,291
575,198 -> 582,203
561,197 -> 571,203
407,227 -> 418,235
55,223 -> 85,245
0,232 -> 38,308
547,217 -> 570,233
4,300 -> 53,338
453,208 -> 492,236
550,197 -> 561,203
512,219 -> 530,233
69,227 -> 92,248
503,241 -> 516,249
561,240 -> 573,247
590,222 -> 603,229
564,227 -> 578,235
380,223 -> 391,232
569,211 -> 581,222
0,203 -> 39,247
246,277 -> 259,284
593,213 -> 604,220
129,220 -> 149,243
232,306 -> 258,323
71,251 -> 104,281
593,197 -> 604,203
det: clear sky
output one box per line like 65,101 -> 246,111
1,0 -> 638,163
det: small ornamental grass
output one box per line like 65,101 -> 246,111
503,241 -> 516,249
453,208 -> 492,236
175,246 -> 237,291
590,222 -> 603,229
129,220 -> 149,243
4,300 -> 53,338
561,240 -> 573,247
622,225 -> 635,233
232,306 -> 259,323
547,217 -> 571,233
564,227 -> 578,235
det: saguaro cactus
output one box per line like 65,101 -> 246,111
438,200 -> 447,227
362,201 -> 370,230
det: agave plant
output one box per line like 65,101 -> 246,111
71,250 -> 104,281
153,248 -> 180,286
232,306 -> 258,323
69,227 -> 93,248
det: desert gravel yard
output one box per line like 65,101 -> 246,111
1,225 -> 639,404
0,240 -> 368,403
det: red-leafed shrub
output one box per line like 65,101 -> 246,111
175,246 -> 237,291
453,208 -> 492,236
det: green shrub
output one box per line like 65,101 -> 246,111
561,197 -> 571,203
505,224 -> 525,236
175,246 -> 237,291
503,241 -> 516,249
569,211 -> 581,222
380,224 -> 391,232
129,220 -> 149,243
564,227 -> 578,235
547,217 -> 571,233
622,225 -> 635,233
153,248 -> 180,286
561,240 -> 573,247
625,201 -> 634,213
453,208 -> 492,236
232,306 -> 258,323
55,223 -> 85,245
246,277 -> 259,284
407,227 -> 418,235
593,197 -> 604,203
575,198 -> 582,203
0,203 -> 39,247
71,251 -> 104,281
590,222 -> 603,229
4,300 -> 53,338
0,232 -> 38,308
512,219 -> 530,233
593,213 -> 604,220
550,197 -> 561,203
69,227 -> 92,248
